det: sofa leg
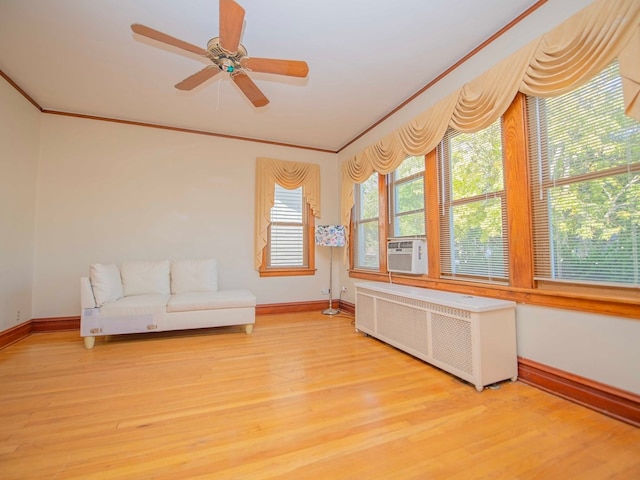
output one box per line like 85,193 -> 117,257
244,324 -> 254,334
84,336 -> 96,349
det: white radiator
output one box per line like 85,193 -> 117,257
355,281 -> 517,391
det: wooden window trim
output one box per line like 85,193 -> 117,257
378,173 -> 388,273
425,149 -> 440,279
348,269 -> 639,319
503,93 -> 534,289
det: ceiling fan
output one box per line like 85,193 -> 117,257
131,0 -> 309,107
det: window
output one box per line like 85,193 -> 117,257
268,184 -> 305,267
346,41 -> 639,314
528,61 -> 640,287
255,157 -> 319,276
353,173 -> 380,269
389,155 -> 426,238
352,157 -> 427,273
438,120 -> 508,283
262,184 -> 315,276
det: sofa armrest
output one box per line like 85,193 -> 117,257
81,277 -> 97,309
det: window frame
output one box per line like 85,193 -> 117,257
259,184 -> 316,277
348,90 -> 638,317
388,155 -> 427,239
352,172 -> 385,271
526,62 -> 640,294
437,121 -> 509,284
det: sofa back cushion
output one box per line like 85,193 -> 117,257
171,259 -> 218,294
121,260 -> 170,296
90,263 -> 124,306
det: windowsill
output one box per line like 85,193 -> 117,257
349,269 -> 640,319
259,268 -> 316,278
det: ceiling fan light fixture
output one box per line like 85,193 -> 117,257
218,57 -> 236,73
207,37 -> 247,73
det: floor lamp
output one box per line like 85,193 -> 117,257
315,225 -> 346,315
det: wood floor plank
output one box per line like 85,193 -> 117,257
1,312 -> 639,479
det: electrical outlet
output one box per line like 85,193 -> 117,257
341,286 -> 348,293
16,310 -> 21,323
321,289 -> 330,295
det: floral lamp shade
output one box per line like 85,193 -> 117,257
315,225 -> 346,247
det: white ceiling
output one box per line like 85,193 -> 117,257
0,0 -> 542,152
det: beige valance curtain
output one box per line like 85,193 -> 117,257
340,0 -> 640,248
254,157 -> 321,270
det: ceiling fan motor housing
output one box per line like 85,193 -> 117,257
207,37 -> 247,73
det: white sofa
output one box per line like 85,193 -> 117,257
80,259 -> 256,349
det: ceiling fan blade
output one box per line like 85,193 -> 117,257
219,0 -> 245,54
175,67 -> 220,90
241,58 -> 309,78
131,24 -> 208,56
232,72 -> 269,107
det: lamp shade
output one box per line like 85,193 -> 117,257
315,225 -> 346,247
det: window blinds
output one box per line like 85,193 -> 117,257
439,121 -> 509,283
269,184 -> 306,267
527,61 -> 640,286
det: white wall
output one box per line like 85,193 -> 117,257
0,77 -> 40,331
517,305 -> 640,394
336,0 -> 640,395
32,114 -> 339,318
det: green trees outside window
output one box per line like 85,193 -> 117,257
528,61 -> 640,286
440,120 -> 508,282
390,155 -> 426,238
354,173 -> 380,269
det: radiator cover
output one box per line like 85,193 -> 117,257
355,282 -> 517,391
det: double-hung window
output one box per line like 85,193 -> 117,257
389,155 -> 426,238
262,183 -> 315,275
353,173 -> 381,270
438,120 -> 508,283
527,60 -> 640,287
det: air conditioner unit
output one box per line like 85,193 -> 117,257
387,238 -> 427,274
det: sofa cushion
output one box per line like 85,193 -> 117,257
171,259 -> 218,294
167,290 -> 256,313
90,263 -> 124,307
121,260 -> 170,296
99,294 -> 169,317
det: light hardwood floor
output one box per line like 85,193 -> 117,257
1,312 -> 639,479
